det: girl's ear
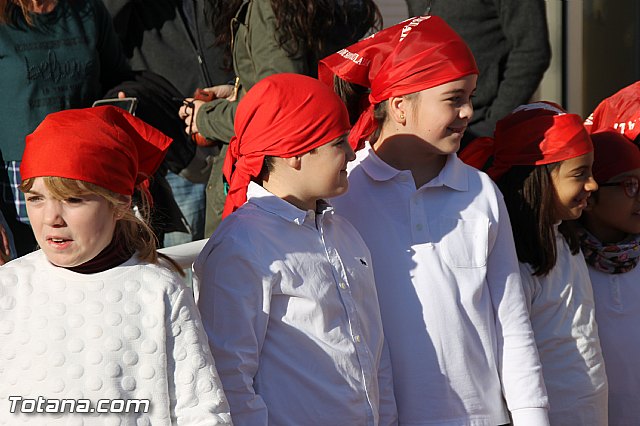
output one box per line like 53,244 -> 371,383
388,96 -> 408,125
115,195 -> 132,219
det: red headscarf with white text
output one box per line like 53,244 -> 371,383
585,81 -> 640,141
222,73 -> 351,218
318,15 -> 478,150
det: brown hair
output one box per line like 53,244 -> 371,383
20,177 -> 183,274
497,163 -> 580,276
257,155 -> 276,183
333,75 -> 419,143
208,0 -> 382,69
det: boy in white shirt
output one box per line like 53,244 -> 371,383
194,73 -> 397,426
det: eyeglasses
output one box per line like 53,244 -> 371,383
599,176 -> 640,198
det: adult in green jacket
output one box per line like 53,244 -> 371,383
180,0 -> 381,235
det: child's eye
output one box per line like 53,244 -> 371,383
65,197 -> 84,204
26,195 -> 42,203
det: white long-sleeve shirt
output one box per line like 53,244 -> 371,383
332,144 -> 549,426
589,264 -> 640,426
0,250 -> 232,425
520,231 -> 608,425
194,182 -> 397,426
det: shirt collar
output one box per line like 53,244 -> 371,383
358,142 -> 469,191
246,181 -> 334,226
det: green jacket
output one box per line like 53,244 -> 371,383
196,0 -> 372,143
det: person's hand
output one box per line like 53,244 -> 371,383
178,98 -> 206,135
0,224 -> 11,265
202,84 -> 236,102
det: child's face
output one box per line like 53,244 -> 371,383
550,152 -> 598,222
584,168 -> 640,242
298,136 -> 355,203
404,74 -> 476,155
25,177 -> 119,267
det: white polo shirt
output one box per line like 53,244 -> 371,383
588,264 -> 639,425
520,231 -> 608,425
332,144 -> 548,426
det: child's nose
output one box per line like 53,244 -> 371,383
343,142 -> 356,162
459,101 -> 474,120
585,176 -> 599,192
43,201 -> 65,226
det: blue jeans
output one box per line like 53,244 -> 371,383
163,171 -> 206,247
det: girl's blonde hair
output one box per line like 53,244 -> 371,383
20,176 -> 183,274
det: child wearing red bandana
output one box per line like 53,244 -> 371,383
322,16 -> 549,425
462,102 -> 607,425
194,73 -> 396,426
0,106 -> 232,425
576,130 -> 640,425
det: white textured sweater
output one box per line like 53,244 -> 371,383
0,250 -> 232,425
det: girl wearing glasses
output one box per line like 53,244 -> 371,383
577,130 -> 640,426
461,102 -> 608,425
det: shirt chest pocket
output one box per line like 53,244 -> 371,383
438,216 -> 489,268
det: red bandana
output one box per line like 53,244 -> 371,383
590,130 -> 640,183
222,73 -> 351,218
585,81 -> 640,141
318,15 -> 478,150
460,102 -> 593,180
21,106 -> 172,195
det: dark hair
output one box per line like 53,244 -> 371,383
333,76 -> 370,125
257,155 -> 277,182
208,0 -> 382,69
497,163 -> 580,276
333,75 -> 419,143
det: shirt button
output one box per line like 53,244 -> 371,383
339,282 -> 347,290
416,224 -> 423,231
353,335 -> 361,343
